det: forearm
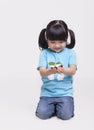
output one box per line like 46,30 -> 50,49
39,65 -> 76,77
57,65 -> 76,75
40,69 -> 52,76
62,67 -> 76,75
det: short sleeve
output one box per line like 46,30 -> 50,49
37,50 -> 47,70
69,50 -> 77,67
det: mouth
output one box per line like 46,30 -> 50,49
49,47 -> 63,52
54,48 -> 61,50
54,48 -> 62,52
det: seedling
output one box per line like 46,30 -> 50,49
49,62 -> 63,69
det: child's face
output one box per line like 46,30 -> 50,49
47,40 -> 66,52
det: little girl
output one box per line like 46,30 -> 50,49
35,20 -> 77,120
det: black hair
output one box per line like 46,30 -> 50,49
38,20 -> 75,49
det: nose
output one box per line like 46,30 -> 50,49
55,43 -> 61,48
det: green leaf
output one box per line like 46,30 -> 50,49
56,62 -> 62,65
48,62 -> 55,66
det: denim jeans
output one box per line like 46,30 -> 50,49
35,96 -> 74,120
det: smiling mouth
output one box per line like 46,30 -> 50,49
54,48 -> 61,50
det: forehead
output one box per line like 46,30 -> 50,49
48,40 -> 66,42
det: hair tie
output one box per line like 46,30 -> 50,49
67,30 -> 71,45
45,30 -> 47,41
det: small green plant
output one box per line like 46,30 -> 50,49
48,62 -> 63,68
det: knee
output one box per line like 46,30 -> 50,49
61,114 -> 74,120
57,113 -> 74,120
36,109 -> 52,120
36,112 -> 51,119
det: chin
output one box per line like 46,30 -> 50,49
55,49 -> 64,52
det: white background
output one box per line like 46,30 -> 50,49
0,0 -> 94,130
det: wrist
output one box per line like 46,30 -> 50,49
47,69 -> 52,75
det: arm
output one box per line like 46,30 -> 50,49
57,64 -> 77,75
39,67 -> 57,77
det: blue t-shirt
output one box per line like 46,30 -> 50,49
37,47 -> 77,97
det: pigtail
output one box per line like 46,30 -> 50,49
66,29 -> 75,49
38,28 -> 48,50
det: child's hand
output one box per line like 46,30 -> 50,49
48,67 -> 57,74
56,66 -> 64,74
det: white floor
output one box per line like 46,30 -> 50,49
0,73 -> 94,130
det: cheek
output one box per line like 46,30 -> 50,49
50,44 -> 54,48
61,43 -> 67,48
48,43 -> 54,48
56,44 -> 66,48
62,44 -> 66,48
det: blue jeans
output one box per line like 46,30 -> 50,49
35,96 -> 74,120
